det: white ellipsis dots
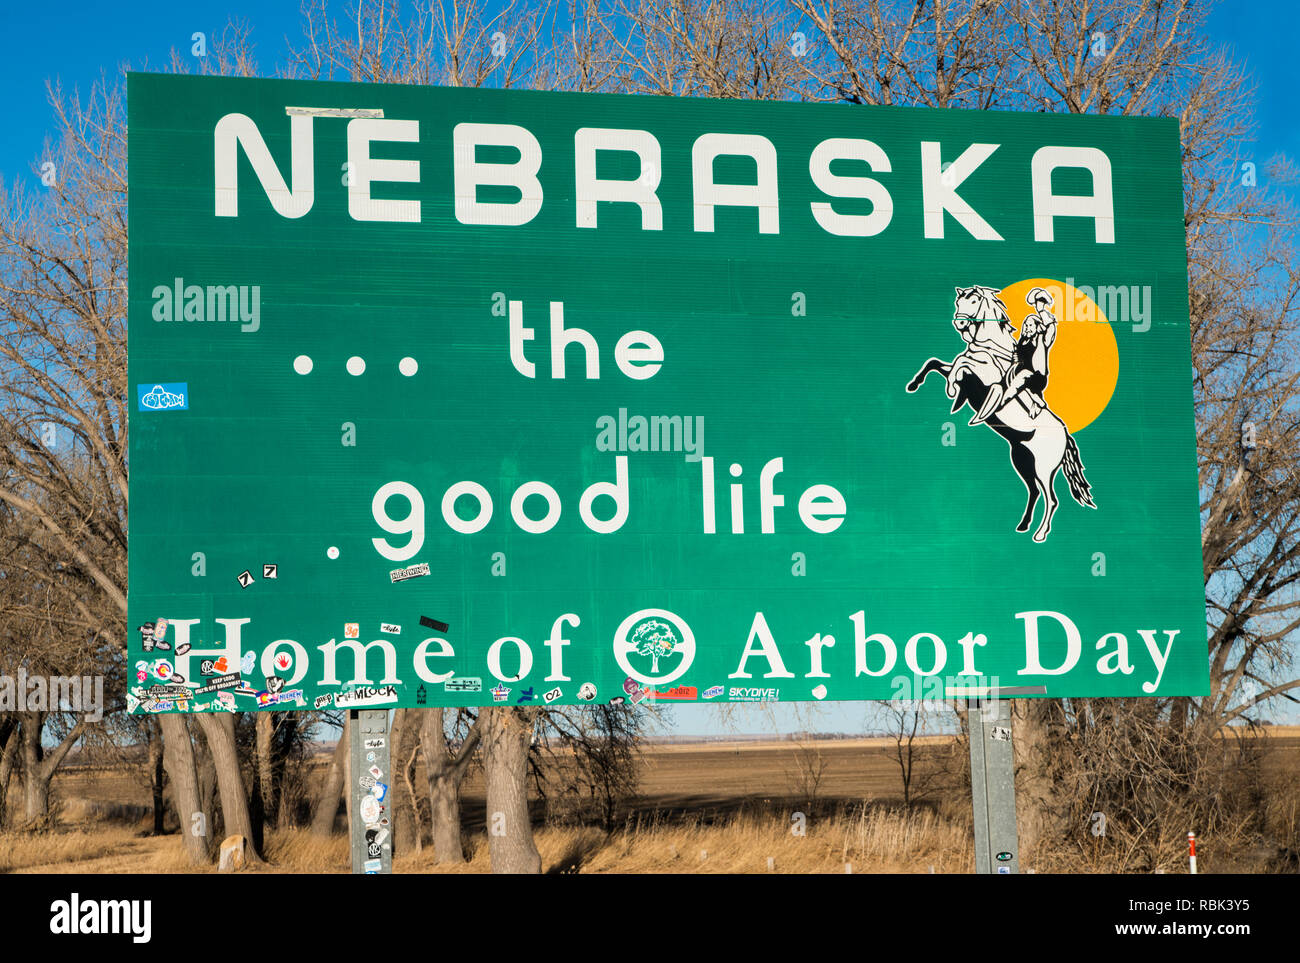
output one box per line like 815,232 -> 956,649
326,546 -> 340,559
293,355 -> 313,375
347,356 -> 366,376
399,357 -> 418,376
371,481 -> 425,561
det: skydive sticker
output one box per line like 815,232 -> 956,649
137,383 -> 188,411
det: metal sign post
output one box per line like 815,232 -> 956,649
349,708 -> 393,875
970,697 -> 1020,874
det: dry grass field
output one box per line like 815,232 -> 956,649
0,807 -> 971,875
5,728 -> 1297,874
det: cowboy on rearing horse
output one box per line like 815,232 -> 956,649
970,286 -> 1058,426
906,282 -> 1094,542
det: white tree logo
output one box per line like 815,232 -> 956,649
614,609 -> 695,685
631,619 -> 678,674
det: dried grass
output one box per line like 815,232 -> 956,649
0,827 -> 139,873
0,805 -> 972,874
12,730 -> 1294,874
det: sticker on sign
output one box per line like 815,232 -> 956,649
335,686 -> 398,708
390,563 -> 430,583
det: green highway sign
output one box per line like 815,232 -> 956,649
126,73 -> 1209,713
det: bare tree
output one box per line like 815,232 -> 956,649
0,716 -> 19,826
292,0 -> 561,88
194,713 -> 262,862
1003,0 -> 1299,861
145,719 -> 166,835
421,707 -> 484,863
0,69 -> 257,863
388,708 -> 422,852
0,527 -> 105,825
481,706 -> 542,873
590,0 -> 805,99
310,715 -> 350,836
791,0 -> 1019,107
535,703 -> 643,832
160,714 -> 209,863
879,704 -> 924,812
785,0 -> 1299,862
784,736 -> 828,811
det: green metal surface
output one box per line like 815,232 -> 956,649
126,74 -> 1209,713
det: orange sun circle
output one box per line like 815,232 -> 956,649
999,278 -> 1119,433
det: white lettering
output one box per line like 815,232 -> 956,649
692,133 -> 779,234
809,138 -> 893,236
920,141 -> 1002,240
454,123 -> 543,226
575,128 -> 662,229
347,118 -> 420,222
1031,146 -> 1114,243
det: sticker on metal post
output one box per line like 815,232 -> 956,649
359,795 -> 380,825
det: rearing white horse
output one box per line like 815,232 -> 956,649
905,285 -> 1095,542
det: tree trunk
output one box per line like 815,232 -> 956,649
195,712 -> 262,863
148,719 -> 166,835
20,715 -> 50,823
481,707 -> 541,874
195,721 -> 219,838
423,708 -> 463,863
1012,699 -> 1055,868
0,717 -> 18,829
249,712 -> 273,851
422,708 -> 485,864
18,712 -> 85,825
390,709 -> 420,855
159,713 -> 210,865
23,775 -> 50,824
344,719 -> 352,827
401,727 -> 424,855
256,713 -> 275,823
310,717 -> 349,836
276,713 -> 298,829
248,755 -> 266,856
430,766 -> 462,861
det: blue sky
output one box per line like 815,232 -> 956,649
4,1 -> 1296,734
5,0 -> 1298,188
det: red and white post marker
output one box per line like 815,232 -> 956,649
1188,831 -> 1198,875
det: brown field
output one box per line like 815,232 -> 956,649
7,727 -> 1298,874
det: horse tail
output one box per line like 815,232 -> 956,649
1062,434 -> 1096,508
